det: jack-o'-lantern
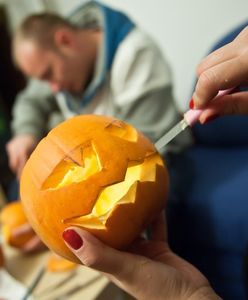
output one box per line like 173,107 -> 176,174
0,201 -> 35,248
20,115 -> 169,263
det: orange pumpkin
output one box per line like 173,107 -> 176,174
20,115 -> 169,263
0,201 -> 35,248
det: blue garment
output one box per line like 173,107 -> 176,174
63,1 -> 135,109
167,20 -> 248,300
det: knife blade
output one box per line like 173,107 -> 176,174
155,88 -> 236,151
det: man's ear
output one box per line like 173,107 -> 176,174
53,28 -> 74,48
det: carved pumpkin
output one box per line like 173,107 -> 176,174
20,115 -> 169,263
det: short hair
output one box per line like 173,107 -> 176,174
13,13 -> 78,49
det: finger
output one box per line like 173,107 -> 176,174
17,168 -> 23,180
63,227 -> 136,274
234,25 -> 248,42
5,144 -> 16,170
21,236 -> 46,253
62,227 -> 181,300
197,26 -> 248,76
150,212 -> 167,242
197,42 -> 237,76
12,223 -> 33,237
17,155 -> 28,179
193,56 -> 248,108
198,92 -> 248,123
8,152 -> 19,173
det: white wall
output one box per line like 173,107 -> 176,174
3,0 -> 248,110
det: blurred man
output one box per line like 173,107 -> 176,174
7,1 -> 191,179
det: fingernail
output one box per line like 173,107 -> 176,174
203,114 -> 220,124
63,229 -> 83,250
189,99 -> 194,109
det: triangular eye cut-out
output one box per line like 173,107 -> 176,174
105,120 -> 138,142
42,142 -> 101,190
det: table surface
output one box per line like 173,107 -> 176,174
2,243 -> 133,300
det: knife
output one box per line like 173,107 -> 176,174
154,88 -> 236,151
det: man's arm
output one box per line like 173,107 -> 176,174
11,79 -> 58,139
111,29 -> 192,153
8,79 -> 59,177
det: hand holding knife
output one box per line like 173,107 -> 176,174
155,87 -> 236,151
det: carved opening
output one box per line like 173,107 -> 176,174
64,154 -> 162,229
42,142 -> 101,189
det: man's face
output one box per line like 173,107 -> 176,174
15,40 -> 91,95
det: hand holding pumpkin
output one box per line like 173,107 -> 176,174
63,213 -> 221,300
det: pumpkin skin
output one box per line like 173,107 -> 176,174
20,115 -> 169,263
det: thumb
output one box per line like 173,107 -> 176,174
62,227 -> 190,300
12,223 -> 33,237
62,227 -> 145,277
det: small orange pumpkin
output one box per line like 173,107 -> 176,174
20,115 -> 169,263
0,201 -> 35,248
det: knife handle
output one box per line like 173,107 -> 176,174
184,87 -> 236,127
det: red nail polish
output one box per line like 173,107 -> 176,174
203,114 -> 220,124
63,229 -> 83,250
189,99 -> 194,109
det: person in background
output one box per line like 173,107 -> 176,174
7,1 -> 191,253
62,25 -> 248,300
7,0 -> 190,180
